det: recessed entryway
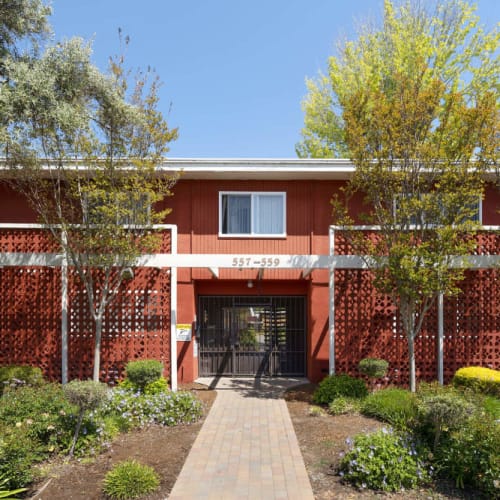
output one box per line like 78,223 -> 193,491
198,295 -> 306,377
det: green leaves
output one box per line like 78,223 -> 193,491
298,0 -> 499,159
1,3 -> 178,381
302,1 -> 498,392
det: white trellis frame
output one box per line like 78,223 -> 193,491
328,225 -> 500,384
0,223 -> 498,388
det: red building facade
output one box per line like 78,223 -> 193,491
0,159 -> 498,387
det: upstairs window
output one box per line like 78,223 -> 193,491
83,191 -> 151,226
219,192 -> 286,237
393,193 -> 481,226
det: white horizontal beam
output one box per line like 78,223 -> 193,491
136,254 -> 365,269
0,252 -> 498,269
0,253 -> 64,266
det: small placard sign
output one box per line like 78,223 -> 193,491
176,323 -> 192,341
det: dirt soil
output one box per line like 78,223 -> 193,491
285,383 -> 477,500
29,382 -> 477,500
29,383 -> 216,500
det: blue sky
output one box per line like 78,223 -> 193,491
50,1 -> 499,158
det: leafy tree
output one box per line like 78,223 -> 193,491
299,0 -> 499,391
0,0 -> 51,61
0,2 -> 178,382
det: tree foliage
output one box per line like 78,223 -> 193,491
0,0 -> 51,60
299,0 -> 499,391
0,1 -> 178,381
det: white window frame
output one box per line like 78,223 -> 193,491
219,191 -> 287,238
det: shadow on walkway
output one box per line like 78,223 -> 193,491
196,376 -> 309,399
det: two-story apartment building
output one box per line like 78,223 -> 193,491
0,159 -> 498,388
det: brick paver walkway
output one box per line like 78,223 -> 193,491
168,377 -> 314,500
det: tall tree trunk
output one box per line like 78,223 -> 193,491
408,333 -> 416,392
93,315 -> 103,382
401,298 -> 417,392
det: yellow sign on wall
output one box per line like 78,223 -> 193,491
176,324 -> 192,341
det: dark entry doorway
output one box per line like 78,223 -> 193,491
198,296 -> 306,376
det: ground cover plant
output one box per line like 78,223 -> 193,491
338,427 -> 432,492
340,378 -> 499,497
306,366 -> 500,498
0,364 -> 203,493
0,382 -> 77,489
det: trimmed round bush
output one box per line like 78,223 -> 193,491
358,358 -> 389,379
63,380 -> 109,412
452,366 -> 500,397
125,359 -> 163,391
416,392 -> 474,452
361,388 -> 417,429
103,459 -> 159,499
63,380 -> 110,456
313,374 -> 368,405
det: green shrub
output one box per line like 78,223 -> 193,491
313,374 -> 368,405
416,392 -> 474,452
103,459 -> 159,499
0,383 -> 68,423
358,358 -> 389,379
144,377 -> 169,395
0,365 -> 44,395
0,427 -> 42,490
482,395 -> 500,420
452,366 -> 500,397
338,428 -> 431,492
361,388 -> 416,429
119,375 -> 169,395
124,359 -> 163,391
0,382 -> 109,462
0,383 -> 74,450
328,397 -> 361,416
437,415 -> 500,497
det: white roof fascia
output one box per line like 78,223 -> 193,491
0,157 -> 356,180
156,158 -> 356,180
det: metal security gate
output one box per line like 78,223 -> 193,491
198,296 -> 306,376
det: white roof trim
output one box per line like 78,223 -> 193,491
0,158 -> 356,180
158,158 -> 355,180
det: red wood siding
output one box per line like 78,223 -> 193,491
0,178 -> 498,385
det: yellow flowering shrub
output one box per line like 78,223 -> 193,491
452,366 -> 500,397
